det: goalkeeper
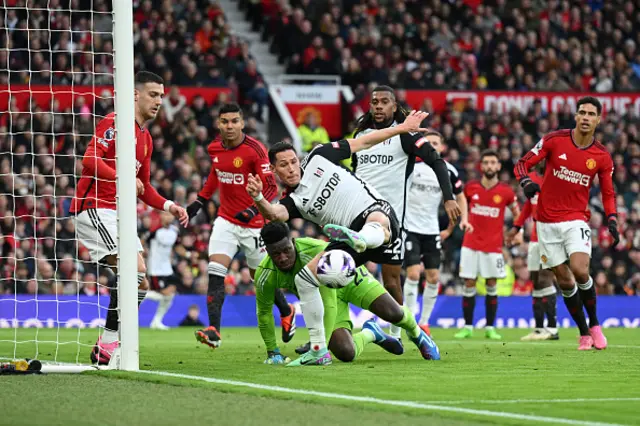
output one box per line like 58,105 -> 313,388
255,222 -> 440,366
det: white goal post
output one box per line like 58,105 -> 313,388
0,0 -> 138,372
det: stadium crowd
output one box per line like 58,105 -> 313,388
0,0 -> 639,299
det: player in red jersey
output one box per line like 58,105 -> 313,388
186,103 -> 296,348
514,97 -> 619,350
70,71 -> 189,364
507,171 -> 559,341
454,150 -> 520,340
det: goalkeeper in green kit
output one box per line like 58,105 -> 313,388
255,222 -> 440,366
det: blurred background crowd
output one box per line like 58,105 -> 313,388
0,0 -> 639,300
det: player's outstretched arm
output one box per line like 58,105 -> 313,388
346,110 -> 430,153
246,173 -> 290,222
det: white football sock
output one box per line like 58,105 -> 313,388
146,291 -> 164,302
358,222 -> 386,248
404,278 -> 419,316
419,281 -> 439,325
389,323 -> 402,338
294,265 -> 326,351
102,329 -> 118,344
152,293 -> 174,324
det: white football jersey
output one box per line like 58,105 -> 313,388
147,225 -> 178,276
353,124 -> 412,223
280,141 -> 383,227
405,160 -> 463,235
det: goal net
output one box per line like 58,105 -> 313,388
0,0 -> 138,371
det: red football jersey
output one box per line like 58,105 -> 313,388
199,134 -> 278,228
513,172 -> 542,242
463,180 -> 517,253
515,129 -> 616,223
70,113 -> 167,213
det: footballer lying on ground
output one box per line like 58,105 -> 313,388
254,222 -> 440,366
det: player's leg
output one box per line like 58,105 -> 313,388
418,235 -> 443,335
147,277 -> 176,330
403,233 -> 422,322
196,217 -> 238,348
322,208 -> 391,253
538,222 -> 591,349
455,247 -> 479,338
538,268 -> 559,338
243,229 -> 296,343
381,263 -> 403,338
522,242 -> 553,340
478,251 -> 506,340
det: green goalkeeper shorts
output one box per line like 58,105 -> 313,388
334,267 -> 387,331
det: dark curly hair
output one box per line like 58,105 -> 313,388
353,85 -> 411,136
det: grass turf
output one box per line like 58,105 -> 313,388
2,327 -> 640,425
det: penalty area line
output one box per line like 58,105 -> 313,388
138,370 -> 624,426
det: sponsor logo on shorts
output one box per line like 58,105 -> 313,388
586,158 -> 597,170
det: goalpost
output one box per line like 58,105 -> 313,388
0,0 -> 138,372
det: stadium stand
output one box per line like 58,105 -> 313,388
0,0 -> 638,300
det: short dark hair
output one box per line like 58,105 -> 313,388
372,85 -> 396,100
135,71 -> 164,86
219,102 -> 243,117
424,131 -> 444,143
577,96 -> 602,115
268,141 -> 296,164
260,222 -> 290,245
481,149 -> 499,160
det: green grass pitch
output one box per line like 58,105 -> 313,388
2,327 -> 640,426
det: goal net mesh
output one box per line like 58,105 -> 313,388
0,0 -> 116,365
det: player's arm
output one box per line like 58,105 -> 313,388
514,137 -> 552,198
347,110 -> 429,153
246,174 -> 298,222
508,198 -> 531,245
187,168 -> 219,219
138,145 -> 189,226
235,156 -> 280,224
82,120 -> 117,181
599,158 -> 620,245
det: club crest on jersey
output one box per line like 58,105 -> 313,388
233,157 -> 243,168
493,195 -> 502,204
332,142 -> 340,148
586,158 -> 597,170
314,167 -> 324,178
103,127 -> 115,140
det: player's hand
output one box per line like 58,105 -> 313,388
459,219 -> 474,233
520,178 -> 540,199
264,350 -> 291,365
234,206 -> 259,224
136,178 -> 145,196
246,173 -> 264,199
506,227 -> 523,246
608,218 -> 620,246
169,204 -> 189,227
444,200 -> 461,223
440,228 -> 452,241
400,110 -> 430,133
186,196 -> 206,219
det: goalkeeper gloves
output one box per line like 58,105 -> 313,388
234,206 -> 259,224
519,177 -> 540,199
186,196 -> 206,219
264,349 -> 291,365
608,216 -> 620,246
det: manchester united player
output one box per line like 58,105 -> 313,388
186,103 -> 296,348
514,97 -> 619,350
507,171 -> 559,341
70,71 -> 189,365
454,150 -> 520,340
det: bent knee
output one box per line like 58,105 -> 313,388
329,330 -> 356,362
425,269 -> 439,284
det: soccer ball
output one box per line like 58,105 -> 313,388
316,250 -> 357,289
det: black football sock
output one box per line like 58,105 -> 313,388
462,287 -> 476,326
545,293 -> 558,329
562,285 -> 589,336
105,286 -> 119,333
207,262 -> 228,331
274,288 -> 292,317
485,285 -> 498,327
531,290 -> 545,329
578,277 -> 599,327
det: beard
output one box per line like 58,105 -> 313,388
483,170 -> 497,179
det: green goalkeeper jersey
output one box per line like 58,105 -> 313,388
254,238 -> 337,352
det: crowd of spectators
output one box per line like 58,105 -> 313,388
0,0 -> 638,300
254,0 -> 640,93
